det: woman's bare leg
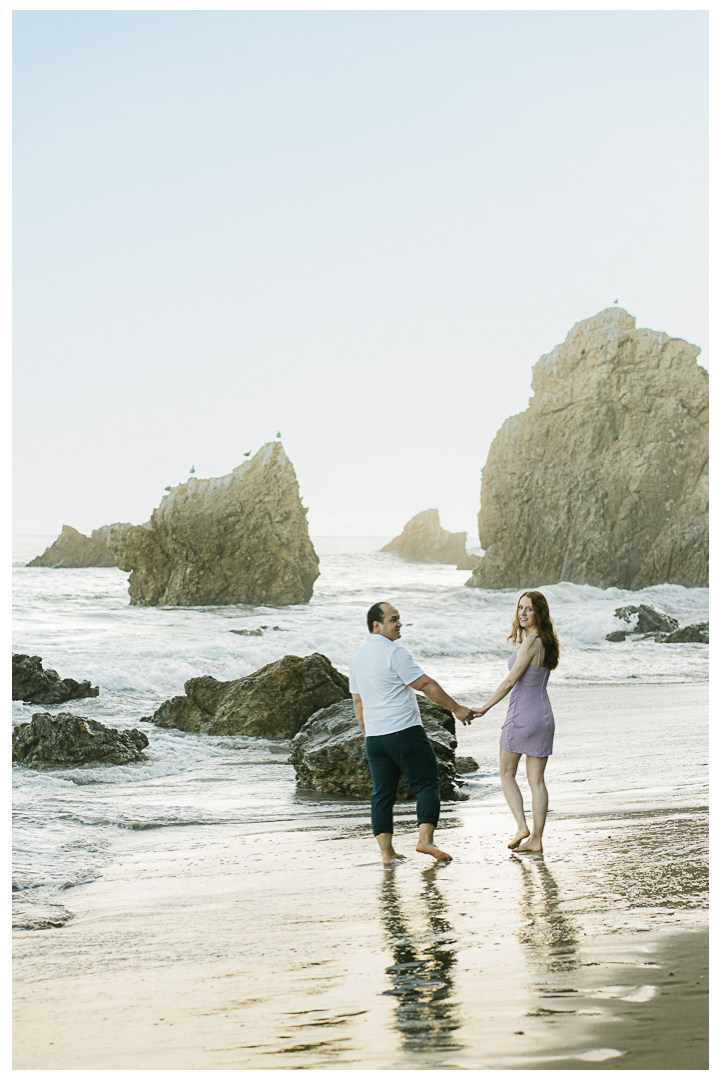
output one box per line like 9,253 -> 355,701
499,748 -> 529,848
517,755 -> 548,852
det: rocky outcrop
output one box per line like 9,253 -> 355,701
109,442 -> 319,606
12,712 -> 148,767
604,604 -> 708,643
144,653 -> 350,739
382,510 -> 479,570
615,603 -> 679,634
467,309 -> 708,591
290,698 -> 468,800
12,654 -> 99,704
657,623 -> 709,644
26,524 -> 126,568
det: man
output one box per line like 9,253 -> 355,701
349,601 -> 477,866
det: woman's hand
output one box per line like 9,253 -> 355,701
473,704 -> 490,717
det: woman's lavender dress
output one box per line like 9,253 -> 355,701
499,634 -> 555,757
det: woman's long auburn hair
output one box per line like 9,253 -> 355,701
507,590 -> 561,670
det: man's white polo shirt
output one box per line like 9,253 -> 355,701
348,634 -> 425,737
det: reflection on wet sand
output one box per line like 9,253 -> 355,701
379,866 -> 463,1054
513,855 -> 579,974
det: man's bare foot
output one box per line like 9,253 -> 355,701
382,851 -> 406,867
515,840 -> 543,854
508,827 -> 530,850
416,842 -> 452,862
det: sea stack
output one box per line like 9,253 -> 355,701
381,509 -> 478,570
27,524 -> 122,568
109,442 -> 319,606
467,308 -> 708,591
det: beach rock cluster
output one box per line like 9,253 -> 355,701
109,442 -> 319,607
290,698 -> 468,801
12,712 -> 148,767
467,308 -> 709,591
12,654 -> 99,705
605,604 -> 709,643
26,524 -> 124,568
145,653 -> 350,739
382,509 -> 479,570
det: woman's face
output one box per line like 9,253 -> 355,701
517,596 -> 536,630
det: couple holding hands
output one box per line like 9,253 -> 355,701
349,592 -> 561,865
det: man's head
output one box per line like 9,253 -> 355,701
367,602 -> 402,639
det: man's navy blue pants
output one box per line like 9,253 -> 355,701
365,724 -> 441,835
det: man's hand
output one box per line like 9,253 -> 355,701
453,705 -> 475,726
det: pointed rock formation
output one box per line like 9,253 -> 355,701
27,524 -> 123,568
109,442 -> 319,606
467,309 -> 708,591
382,509 -> 479,570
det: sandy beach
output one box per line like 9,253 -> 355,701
13,689 -> 708,1071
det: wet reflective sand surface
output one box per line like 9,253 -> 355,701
13,798 -> 707,1069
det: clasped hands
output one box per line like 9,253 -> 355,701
453,704 -> 489,725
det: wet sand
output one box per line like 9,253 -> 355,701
13,801 -> 707,1070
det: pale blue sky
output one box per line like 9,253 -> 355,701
13,10 -> 708,537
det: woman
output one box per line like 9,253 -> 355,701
476,591 -> 560,854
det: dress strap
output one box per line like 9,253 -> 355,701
533,634 -> 543,666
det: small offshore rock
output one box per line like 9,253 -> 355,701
382,509 -> 479,571
109,442 -> 319,607
26,524 -> 128,568
656,622 -> 709,644
146,653 -> 350,739
12,654 -> 100,705
613,604 -> 679,634
455,755 -> 479,773
12,712 -> 149,767
230,628 -> 264,636
605,630 -> 628,642
290,698 -> 467,801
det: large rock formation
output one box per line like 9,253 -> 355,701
26,524 -> 125,568
12,654 -> 100,705
290,698 -> 468,801
109,443 -> 319,606
467,309 -> 708,590
12,712 -> 148,767
382,509 -> 479,570
144,653 -> 350,739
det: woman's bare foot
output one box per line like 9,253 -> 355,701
416,842 -> 452,862
515,840 -> 543,854
508,827 -> 530,850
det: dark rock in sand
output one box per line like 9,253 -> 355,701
382,509 -> 479,570
12,654 -> 100,705
655,622 -> 709,644
290,698 -> 468,801
455,755 -> 479,773
109,442 -> 319,607
27,524 -> 127,568
12,712 -> 149,767
614,604 -> 679,634
146,653 -> 350,739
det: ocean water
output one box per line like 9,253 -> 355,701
12,535 -> 709,930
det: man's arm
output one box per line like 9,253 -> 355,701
351,693 -> 366,735
409,675 -> 475,725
